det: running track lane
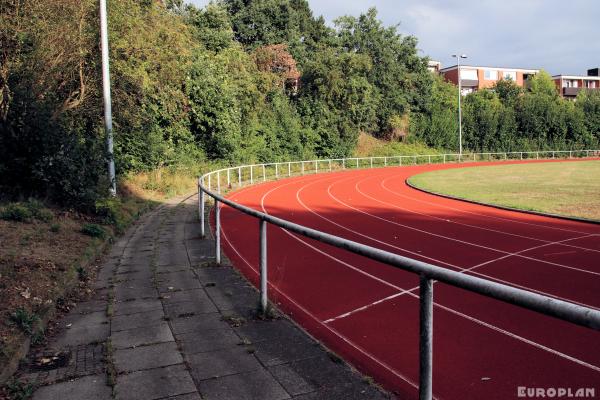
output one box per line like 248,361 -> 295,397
217,160 -> 600,399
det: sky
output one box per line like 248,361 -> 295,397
188,0 -> 600,76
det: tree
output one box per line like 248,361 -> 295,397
411,76 -> 458,150
185,3 -> 234,52
493,78 -> 523,107
333,8 -> 432,136
576,89 -> 600,143
298,47 -> 379,157
527,70 -> 558,98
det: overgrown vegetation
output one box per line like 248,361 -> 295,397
1,0 -> 599,211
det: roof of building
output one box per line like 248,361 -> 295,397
440,65 -> 539,73
552,75 -> 600,80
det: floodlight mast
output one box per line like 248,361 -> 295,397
100,0 -> 117,196
452,54 -> 468,157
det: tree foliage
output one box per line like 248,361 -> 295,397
1,0 -> 598,209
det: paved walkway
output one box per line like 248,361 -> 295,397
17,195 -> 391,400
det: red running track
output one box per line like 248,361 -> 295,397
218,160 -> 600,399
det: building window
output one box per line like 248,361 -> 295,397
585,80 -> 596,88
460,69 -> 478,80
484,69 -> 498,80
503,71 -> 517,81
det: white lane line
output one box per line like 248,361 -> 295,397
355,174 -> 600,255
324,232 -> 598,324
325,176 -> 600,277
293,175 -> 598,310
254,177 -> 600,373
219,225 -> 422,394
382,172 -> 598,236
265,220 -> 600,374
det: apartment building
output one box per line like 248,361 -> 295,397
440,65 -> 539,95
552,68 -> 600,99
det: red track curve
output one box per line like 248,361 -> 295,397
218,160 -> 600,399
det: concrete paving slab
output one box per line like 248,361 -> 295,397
161,288 -> 211,305
32,374 -> 110,400
186,347 -> 262,381
111,309 -> 165,332
170,314 -> 229,335
199,369 -> 290,400
115,364 -> 196,400
176,328 -> 240,354
114,342 -> 183,373
111,322 -> 174,349
113,299 -> 163,316
164,300 -> 217,319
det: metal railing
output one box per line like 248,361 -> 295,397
198,149 -> 600,400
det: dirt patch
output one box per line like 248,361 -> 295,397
0,211 -> 104,375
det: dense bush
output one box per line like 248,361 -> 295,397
2,0 -> 599,210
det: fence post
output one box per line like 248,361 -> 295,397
218,171 -> 222,192
399,156 -> 402,166
262,164 -> 266,182
329,159 -> 332,171
259,219 -> 268,313
342,159 -> 346,169
275,163 -> 279,179
370,157 -> 373,168
443,154 -> 446,163
419,274 -> 433,400
288,162 -> 291,177
301,162 -> 305,175
199,179 -> 205,238
238,167 -> 242,187
356,158 -> 359,168
428,155 -> 431,164
384,157 -> 388,166
227,169 -> 230,187
215,200 -> 221,265
569,151 -> 573,158
315,160 -> 318,173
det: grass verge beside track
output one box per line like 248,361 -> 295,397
408,160 -> 600,222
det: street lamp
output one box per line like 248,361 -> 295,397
100,0 -> 116,196
452,53 -> 467,157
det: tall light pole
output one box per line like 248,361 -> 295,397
452,54 -> 467,157
100,0 -> 116,196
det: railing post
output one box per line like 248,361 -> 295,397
250,166 -> 254,184
414,156 -> 417,165
370,157 -> 373,168
356,158 -> 359,168
428,155 -> 431,164
342,159 -> 346,169
259,219 -> 268,313
399,156 -> 402,166
262,164 -> 266,182
238,167 -> 242,187
275,163 -> 279,178
301,162 -> 305,175
315,160 -> 318,173
419,274 -> 433,400
215,200 -> 221,265
443,154 -> 446,163
329,159 -> 332,171
288,162 -> 291,176
384,157 -> 387,166
569,150 -> 573,158
217,171 -> 222,191
227,169 -> 230,187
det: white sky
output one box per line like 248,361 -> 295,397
188,0 -> 600,75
